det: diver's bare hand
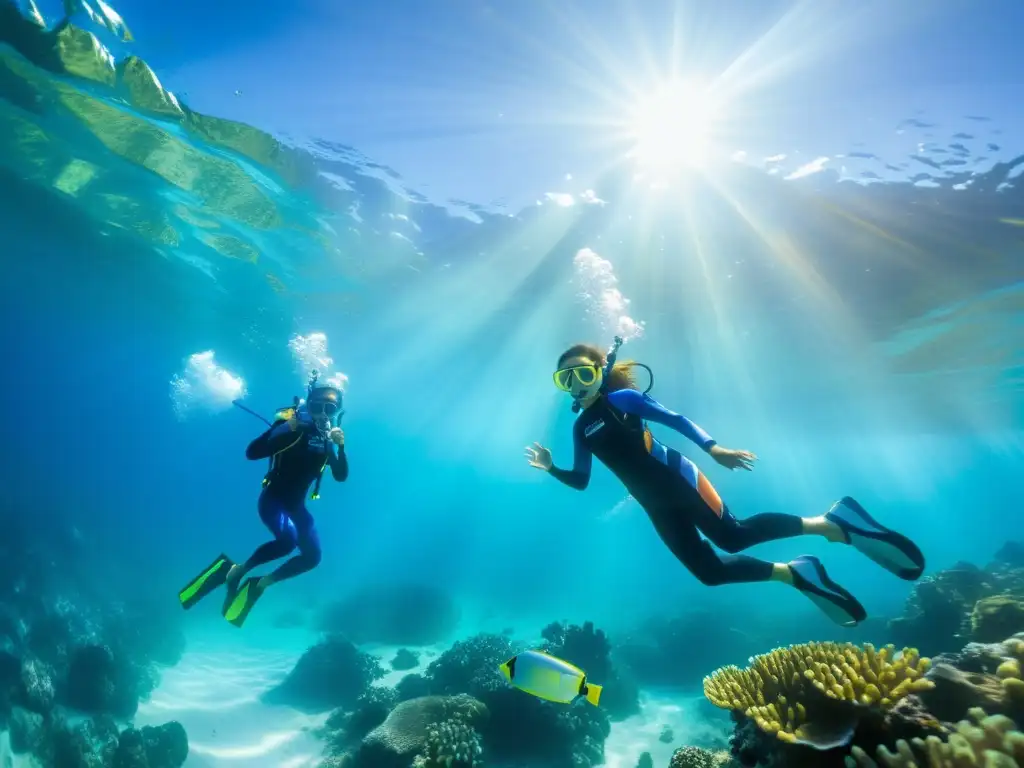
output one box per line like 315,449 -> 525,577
329,427 -> 345,446
525,442 -> 553,471
710,444 -> 757,471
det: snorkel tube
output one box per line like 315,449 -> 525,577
572,335 -> 625,413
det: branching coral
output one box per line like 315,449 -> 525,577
703,642 -> 934,748
413,715 -> 483,768
845,707 -> 1024,767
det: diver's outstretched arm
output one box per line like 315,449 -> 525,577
548,419 -> 593,490
607,389 -> 716,452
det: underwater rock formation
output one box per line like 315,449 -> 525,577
539,620 -> 640,720
889,543 -> 1024,655
318,583 -> 460,646
0,511 -> 188,764
392,648 -> 420,671
65,642 -> 155,718
422,629 -> 612,766
344,695 -> 486,768
321,625 -> 617,768
970,595 -> 1024,643
919,633 -> 1024,723
318,685 -> 401,754
9,708 -> 189,767
264,634 -> 384,712
668,746 -> 738,767
111,721 -> 190,768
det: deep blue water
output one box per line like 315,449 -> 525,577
1,2 -> 1023,766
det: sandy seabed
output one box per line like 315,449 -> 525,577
3,626 -> 720,768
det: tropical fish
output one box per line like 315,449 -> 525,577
498,650 -> 602,706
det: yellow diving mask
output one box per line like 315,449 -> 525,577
553,364 -> 600,391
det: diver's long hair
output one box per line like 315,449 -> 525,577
557,343 -> 638,392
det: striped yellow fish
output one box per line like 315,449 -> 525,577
498,650 -> 602,706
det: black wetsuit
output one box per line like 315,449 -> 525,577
242,417 -> 348,582
549,388 -> 803,585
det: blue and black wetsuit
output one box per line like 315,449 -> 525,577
549,388 -> 803,585
242,419 -> 348,583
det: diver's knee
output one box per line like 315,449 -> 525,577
691,566 -> 727,586
716,538 -> 747,554
306,547 -> 323,568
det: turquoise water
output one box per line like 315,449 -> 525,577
1,2 -> 1023,767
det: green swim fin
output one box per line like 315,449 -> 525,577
222,577 -> 265,628
178,554 -> 235,610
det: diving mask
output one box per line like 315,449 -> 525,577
553,365 -> 600,391
307,398 -> 340,418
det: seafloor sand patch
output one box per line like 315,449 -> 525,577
135,644 -> 327,768
603,691 -> 730,768
133,634 -> 446,768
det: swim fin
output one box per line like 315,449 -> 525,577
222,577 -> 265,628
788,555 -> 867,627
178,554 -> 235,610
826,496 -> 925,581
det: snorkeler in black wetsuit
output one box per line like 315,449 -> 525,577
526,342 -> 926,627
179,378 -> 348,627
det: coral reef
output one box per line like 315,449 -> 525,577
343,694 -> 486,768
540,620 -> 640,720
0,509 -> 189,766
889,543 -> 1024,655
319,685 -> 401,755
425,630 -> 611,766
669,746 -> 737,767
412,715 -> 484,768
846,707 -> 1024,767
919,634 -> 1024,723
324,626 -> 617,768
717,632 -> 1024,768
971,596 -> 1024,644
704,642 -> 934,748
264,634 -> 384,712
318,583 -> 460,646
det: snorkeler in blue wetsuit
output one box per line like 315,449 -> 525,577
526,341 -> 926,627
178,375 -> 348,627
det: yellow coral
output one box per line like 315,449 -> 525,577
845,707 -> 1024,767
997,637 -> 1024,702
703,642 -> 934,744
